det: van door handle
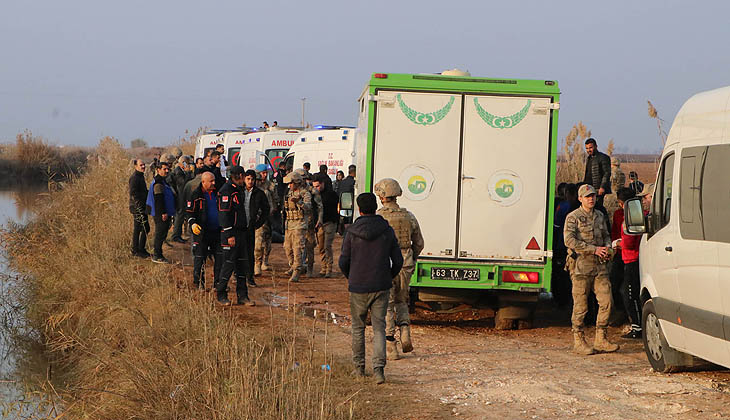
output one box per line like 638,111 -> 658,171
665,246 -> 673,252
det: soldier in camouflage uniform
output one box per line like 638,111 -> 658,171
374,178 -> 425,360
564,184 -> 620,355
610,157 -> 626,193
294,169 -> 323,277
282,171 -> 312,283
254,164 -> 278,275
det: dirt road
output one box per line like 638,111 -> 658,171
167,237 -> 730,419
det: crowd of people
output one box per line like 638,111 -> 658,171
128,136 -> 654,381
554,137 -> 654,355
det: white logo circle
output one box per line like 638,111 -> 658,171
487,170 -> 523,206
399,165 -> 435,201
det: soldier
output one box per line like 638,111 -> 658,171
374,178 -> 425,360
294,168 -> 322,277
254,164 -> 278,275
282,171 -> 312,283
610,157 -> 626,193
564,184 -> 620,355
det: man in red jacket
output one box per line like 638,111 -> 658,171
617,187 -> 644,339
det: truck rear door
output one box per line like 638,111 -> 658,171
459,95 -> 552,261
373,91 -> 463,258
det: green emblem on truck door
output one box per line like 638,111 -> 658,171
495,179 -> 515,198
408,175 -> 428,194
474,98 -> 531,129
397,94 -> 454,126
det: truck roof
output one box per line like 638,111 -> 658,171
367,72 -> 560,95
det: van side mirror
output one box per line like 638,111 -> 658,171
340,192 -> 354,217
625,197 -> 646,235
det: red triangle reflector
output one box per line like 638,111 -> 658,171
526,237 -> 540,250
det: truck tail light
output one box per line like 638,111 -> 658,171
374,73 -> 388,79
502,270 -> 539,284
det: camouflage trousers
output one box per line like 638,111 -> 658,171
305,227 -> 316,268
254,222 -> 271,264
386,261 -> 413,337
284,229 -> 306,273
571,268 -> 612,332
316,222 -> 336,273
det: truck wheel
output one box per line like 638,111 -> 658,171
642,299 -> 680,373
494,308 -> 515,330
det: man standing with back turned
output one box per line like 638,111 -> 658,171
339,193 -> 403,384
374,178 -> 424,360
564,184 -> 619,355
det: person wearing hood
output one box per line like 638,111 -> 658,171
339,193 -> 403,384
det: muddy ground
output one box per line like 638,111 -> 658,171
164,236 -> 730,419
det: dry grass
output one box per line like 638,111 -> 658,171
2,137 -> 361,419
0,131 -> 89,186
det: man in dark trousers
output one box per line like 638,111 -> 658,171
582,138 -> 612,212
146,162 -> 175,263
129,159 -> 150,258
171,155 -> 192,243
241,169 -> 270,287
217,166 -> 255,306
339,193 -> 403,384
186,172 -> 222,290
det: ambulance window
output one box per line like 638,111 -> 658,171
679,147 -> 705,240
701,144 -> 730,243
651,153 -> 674,231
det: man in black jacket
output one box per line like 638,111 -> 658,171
171,156 -> 192,243
312,176 -> 338,277
583,138 -> 612,210
216,166 -> 261,306
241,169 -> 270,287
339,193 -> 403,384
186,172 -> 222,290
129,159 -> 150,258
204,151 -> 226,190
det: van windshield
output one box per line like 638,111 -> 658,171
266,148 -> 288,169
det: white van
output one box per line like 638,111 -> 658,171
283,126 -> 356,180
194,131 -> 228,159
224,128 -> 299,170
625,86 -> 730,371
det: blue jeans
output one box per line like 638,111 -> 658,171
349,289 -> 389,370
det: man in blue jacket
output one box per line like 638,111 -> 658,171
186,172 -> 222,290
146,162 -> 175,263
339,193 -> 403,384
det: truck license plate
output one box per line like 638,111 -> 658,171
430,267 -> 480,281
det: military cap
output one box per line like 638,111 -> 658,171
578,184 -> 597,197
637,182 -> 655,197
283,172 -> 303,184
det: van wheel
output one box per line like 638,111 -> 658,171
642,299 -> 678,373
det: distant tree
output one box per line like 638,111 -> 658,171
130,138 -> 148,148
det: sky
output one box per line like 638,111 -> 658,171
1,0 -> 728,153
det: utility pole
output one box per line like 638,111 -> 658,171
300,98 -> 306,129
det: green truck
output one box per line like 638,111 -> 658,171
352,70 -> 561,328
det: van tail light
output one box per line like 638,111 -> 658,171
374,73 -> 388,79
502,270 -> 539,284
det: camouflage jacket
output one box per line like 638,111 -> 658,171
377,201 -> 425,267
283,187 -> 312,230
564,207 -> 611,275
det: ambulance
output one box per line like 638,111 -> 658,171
194,131 -> 228,159
354,70 -> 560,328
223,127 -> 300,170
282,126 -> 356,179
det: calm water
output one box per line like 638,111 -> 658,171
0,188 -> 52,417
